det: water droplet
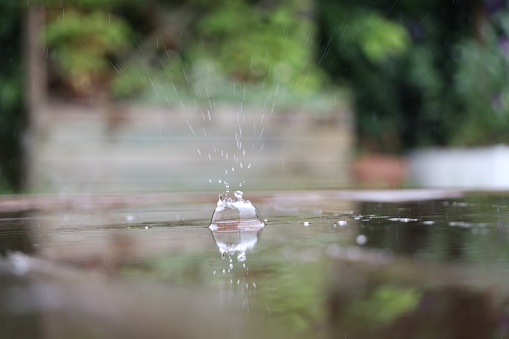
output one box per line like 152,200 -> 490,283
356,234 -> 367,245
234,190 -> 244,201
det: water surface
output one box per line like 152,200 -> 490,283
2,191 -> 509,338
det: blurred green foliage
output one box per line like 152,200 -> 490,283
347,285 -> 421,325
0,0 -> 26,192
45,10 -> 132,86
42,1 -> 133,98
38,0 -> 509,149
190,0 -> 324,93
453,12 -> 509,146
319,0 -> 509,150
42,0 -> 336,110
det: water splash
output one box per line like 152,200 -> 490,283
209,191 -> 264,262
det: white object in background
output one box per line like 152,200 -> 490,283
408,145 -> 509,189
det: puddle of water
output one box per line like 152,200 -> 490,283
2,192 -> 509,338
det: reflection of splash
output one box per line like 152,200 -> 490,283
209,191 -> 265,261
209,219 -> 265,261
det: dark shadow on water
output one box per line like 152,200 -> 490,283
0,211 -> 36,256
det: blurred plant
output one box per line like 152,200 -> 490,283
39,0 -> 345,112
42,0 -> 135,99
317,0 -> 509,151
109,0 -> 338,112
318,1 -> 413,152
452,11 -> 509,145
191,0 -> 324,93
0,0 -> 26,192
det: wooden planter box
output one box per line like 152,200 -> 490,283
31,102 -> 353,193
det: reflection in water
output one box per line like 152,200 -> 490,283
328,259 -> 507,339
209,191 -> 265,261
0,213 -> 41,339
